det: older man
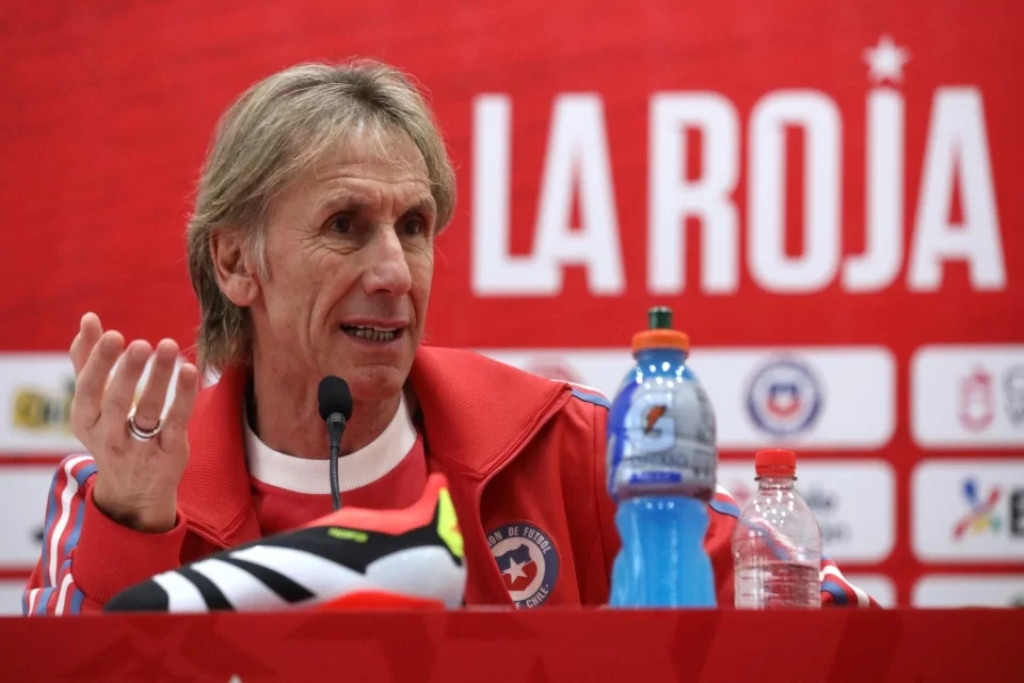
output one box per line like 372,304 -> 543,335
25,60 -> 872,615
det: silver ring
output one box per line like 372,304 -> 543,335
127,406 -> 162,441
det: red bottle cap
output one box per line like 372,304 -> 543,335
754,449 -> 797,478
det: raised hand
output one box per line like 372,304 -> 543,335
69,313 -> 200,532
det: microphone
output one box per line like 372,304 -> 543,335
318,376 -> 353,511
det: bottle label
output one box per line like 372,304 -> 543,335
608,376 -> 718,500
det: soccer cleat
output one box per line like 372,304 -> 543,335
104,473 -> 465,613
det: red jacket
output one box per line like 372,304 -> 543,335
24,346 -> 873,614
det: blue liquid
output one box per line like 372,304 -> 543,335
609,496 -> 716,608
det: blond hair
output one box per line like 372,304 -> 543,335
186,59 -> 456,373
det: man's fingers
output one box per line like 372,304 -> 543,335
159,363 -> 200,452
101,340 -> 152,421
131,339 -> 180,431
71,331 -> 125,431
70,313 -> 103,377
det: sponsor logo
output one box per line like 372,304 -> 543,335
958,367 -> 995,432
912,460 -> 1024,561
486,521 -> 559,609
12,378 -> 74,434
801,485 -> 850,546
0,352 -> 187,455
911,346 -> 1024,448
1005,366 -> 1024,426
952,478 -> 1002,539
746,358 -> 824,437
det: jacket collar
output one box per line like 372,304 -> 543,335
178,347 -> 572,549
178,364 -> 261,548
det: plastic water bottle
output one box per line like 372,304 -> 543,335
607,306 -> 718,608
732,449 -> 822,609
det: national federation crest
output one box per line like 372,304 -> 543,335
487,521 -> 559,609
746,358 -> 824,437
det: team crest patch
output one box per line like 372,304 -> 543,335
486,521 -> 559,609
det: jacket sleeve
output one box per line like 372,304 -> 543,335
706,487 -> 881,608
23,454 -> 189,616
591,401 -> 622,593
555,385 -> 621,606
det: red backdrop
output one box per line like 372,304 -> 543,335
1,0 -> 1021,610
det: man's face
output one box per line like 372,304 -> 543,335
249,128 -> 436,404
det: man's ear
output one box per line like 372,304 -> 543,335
210,228 -> 260,307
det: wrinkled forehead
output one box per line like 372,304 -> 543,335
294,121 -> 430,187
267,122 -> 435,223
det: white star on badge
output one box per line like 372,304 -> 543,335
503,557 -> 528,581
863,34 -> 911,84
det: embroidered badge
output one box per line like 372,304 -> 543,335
486,521 -> 560,608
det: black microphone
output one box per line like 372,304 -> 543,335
318,376 -> 353,511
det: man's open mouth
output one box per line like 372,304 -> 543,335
341,324 -> 403,343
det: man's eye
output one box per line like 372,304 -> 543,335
328,215 -> 353,233
402,216 -> 427,236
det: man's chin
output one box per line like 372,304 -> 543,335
341,364 -> 411,404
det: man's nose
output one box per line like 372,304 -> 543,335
361,228 -> 413,296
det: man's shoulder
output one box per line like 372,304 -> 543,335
412,346 -> 610,411
411,346 -> 609,473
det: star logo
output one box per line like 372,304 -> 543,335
487,521 -> 560,608
863,34 -> 911,84
502,556 -> 529,583
496,544 -> 537,591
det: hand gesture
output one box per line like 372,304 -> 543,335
69,313 -> 200,532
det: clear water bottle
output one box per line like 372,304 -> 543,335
607,306 -> 718,608
733,449 -> 822,609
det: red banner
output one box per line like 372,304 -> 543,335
0,0 -> 1021,610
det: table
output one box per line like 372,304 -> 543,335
1,608 -> 1021,681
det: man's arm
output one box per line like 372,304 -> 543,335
23,454 -> 189,616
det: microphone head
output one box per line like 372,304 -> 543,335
318,376 -> 353,422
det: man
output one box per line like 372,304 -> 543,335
24,60 -> 873,615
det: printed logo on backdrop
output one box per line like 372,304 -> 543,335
913,461 -> 1024,561
487,521 -> 559,609
746,358 -> 824,437
799,485 -> 851,546
1004,367 -> 1024,426
952,477 -> 1023,541
912,348 -> 1024,449
958,367 -> 995,432
472,36 -> 1006,304
12,378 -> 74,435
952,478 -> 1002,539
0,353 -> 188,454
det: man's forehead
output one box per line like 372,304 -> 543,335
304,128 -> 429,180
